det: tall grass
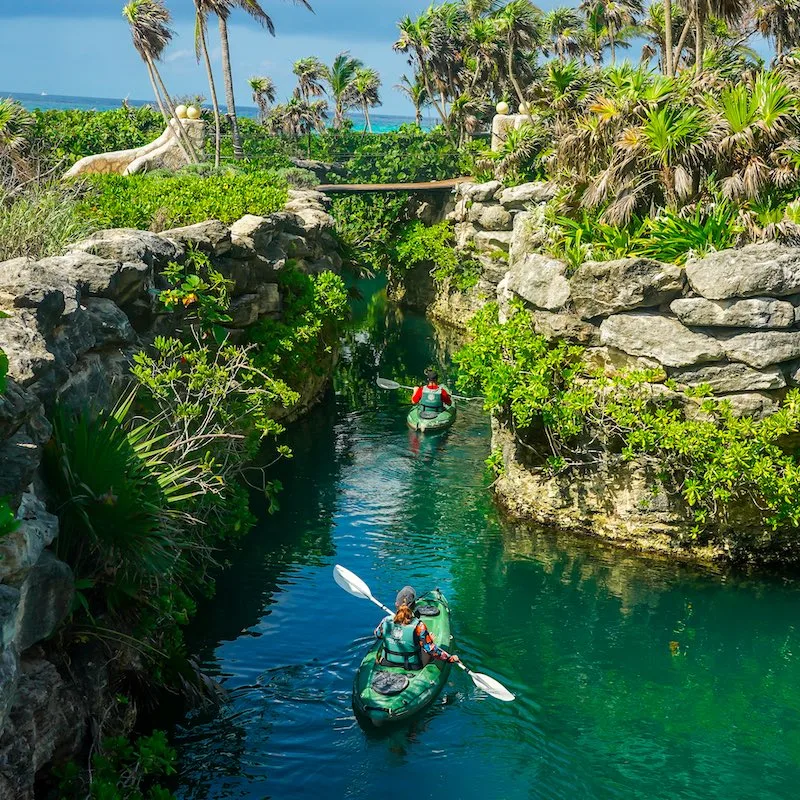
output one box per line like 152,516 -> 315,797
0,182 -> 94,261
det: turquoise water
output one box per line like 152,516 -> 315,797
2,90 -> 426,133
172,285 -> 800,799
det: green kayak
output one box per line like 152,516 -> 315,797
353,589 -> 452,727
407,395 -> 457,434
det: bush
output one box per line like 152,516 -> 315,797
76,172 -> 288,230
0,496 -> 17,538
0,182 -> 94,261
274,166 -> 320,188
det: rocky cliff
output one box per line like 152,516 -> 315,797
0,188 -> 340,797
416,180 -> 800,561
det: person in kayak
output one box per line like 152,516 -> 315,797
411,369 -> 452,420
374,586 -> 459,670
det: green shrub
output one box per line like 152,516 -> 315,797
0,182 -> 94,261
76,172 -> 288,230
0,496 -> 18,538
456,302 -> 800,545
274,166 -> 320,188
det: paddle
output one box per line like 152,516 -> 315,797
375,377 -> 483,402
333,564 -> 515,702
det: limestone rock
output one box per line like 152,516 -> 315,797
0,428 -> 47,505
582,346 -> 667,380
0,310 -> 58,387
498,182 -> 557,210
14,552 -> 74,652
83,297 -> 135,347
571,257 -> 684,319
230,214 -> 279,254
69,228 -> 182,272
531,310 -> 600,345
0,586 -> 20,649
228,283 -> 281,327
509,209 -> 547,267
0,491 -> 59,586
460,180 -> 502,202
473,229 -> 514,253
467,203 -> 512,231
291,206 -> 334,235
507,253 -> 571,311
161,219 -> 232,256
455,221 -> 477,249
0,646 -> 18,732
56,351 -> 133,413
685,243 -> 800,299
718,392 -> 779,419
670,296 -> 796,328
671,362 -> 786,392
0,258 -> 68,334
0,379 -> 40,441
600,313 -> 725,367
721,330 -> 800,368
38,252 -> 151,308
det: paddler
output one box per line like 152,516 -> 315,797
374,586 -> 459,669
411,368 -> 452,420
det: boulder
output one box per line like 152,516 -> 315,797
0,646 -> 18,732
0,258 -> 69,334
600,313 -> 725,367
69,228 -> 182,272
291,206 -> 334,235
670,362 -> 786,392
509,209 -> 547,267
473,229 -> 514,253
467,203 -> 513,231
718,392 -> 779,419
582,346 -> 667,380
685,243 -> 800,299
531,310 -> 600,345
498,182 -> 557,210
454,221 -> 477,249
82,298 -> 135,347
0,427 -> 49,506
0,586 -> 20,649
160,219 -> 231,256
56,351 -> 133,412
228,283 -> 281,327
670,296 -> 796,329
507,253 -> 571,311
0,379 -> 40,441
0,492 -> 59,587
38,252 -> 151,308
460,180 -> 502,202
721,330 -> 800,369
230,214 -> 279,254
14,552 -> 74,652
0,311 -> 58,387
570,257 -> 684,320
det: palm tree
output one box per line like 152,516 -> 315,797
693,0 -> 750,74
122,0 -> 199,164
194,0 -> 222,167
543,7 -> 584,62
199,0 -> 312,161
293,57 -> 327,101
348,67 -> 382,133
267,97 -> 328,154
248,75 -> 276,120
395,74 -> 429,126
753,0 -> 800,58
326,52 -> 363,128
602,0 -> 643,63
494,0 -> 544,117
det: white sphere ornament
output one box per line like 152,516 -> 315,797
496,101 -> 509,115
186,105 -> 201,120
519,101 -> 530,115
175,104 -> 188,119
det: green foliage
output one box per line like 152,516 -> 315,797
0,496 -> 18,537
31,106 -> 164,168
57,729 -> 176,800
274,166 -> 320,188
456,302 -> 800,547
0,182 -> 94,261
76,172 -> 288,231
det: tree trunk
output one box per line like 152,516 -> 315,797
694,0 -> 705,75
197,11 -> 222,168
673,14 -> 693,72
507,40 -> 532,123
610,29 -> 616,64
145,60 -> 170,125
364,103 -> 372,133
777,32 -> 783,59
218,16 -> 243,160
146,56 -> 199,164
416,47 -> 449,129
664,0 -> 674,76
415,104 -> 422,126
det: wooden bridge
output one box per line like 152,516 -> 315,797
316,177 -> 472,194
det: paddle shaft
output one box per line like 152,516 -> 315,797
377,377 -> 482,402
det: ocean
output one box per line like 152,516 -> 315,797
3,90 -> 430,133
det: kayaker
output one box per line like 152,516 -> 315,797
374,586 -> 459,669
411,369 -> 452,420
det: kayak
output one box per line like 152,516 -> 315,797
407,393 -> 457,434
352,589 -> 452,727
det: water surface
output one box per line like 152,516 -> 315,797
174,285 -> 800,799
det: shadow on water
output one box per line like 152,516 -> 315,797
171,277 -> 800,800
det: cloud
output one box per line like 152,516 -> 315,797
165,49 -> 192,63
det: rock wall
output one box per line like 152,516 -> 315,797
0,188 -> 340,796
417,180 -> 800,560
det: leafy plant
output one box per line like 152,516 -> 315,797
0,496 -> 17,538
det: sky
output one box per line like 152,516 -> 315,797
0,0 -> 439,117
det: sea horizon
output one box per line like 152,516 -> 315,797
3,90 -> 431,133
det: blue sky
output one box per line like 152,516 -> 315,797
0,0 -> 437,116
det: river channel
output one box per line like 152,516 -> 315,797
172,281 -> 800,800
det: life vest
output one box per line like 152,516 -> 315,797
381,618 -> 422,670
420,385 -> 444,413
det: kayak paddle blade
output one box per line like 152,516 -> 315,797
333,564 -> 373,600
376,377 -> 401,390
469,671 -> 516,702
